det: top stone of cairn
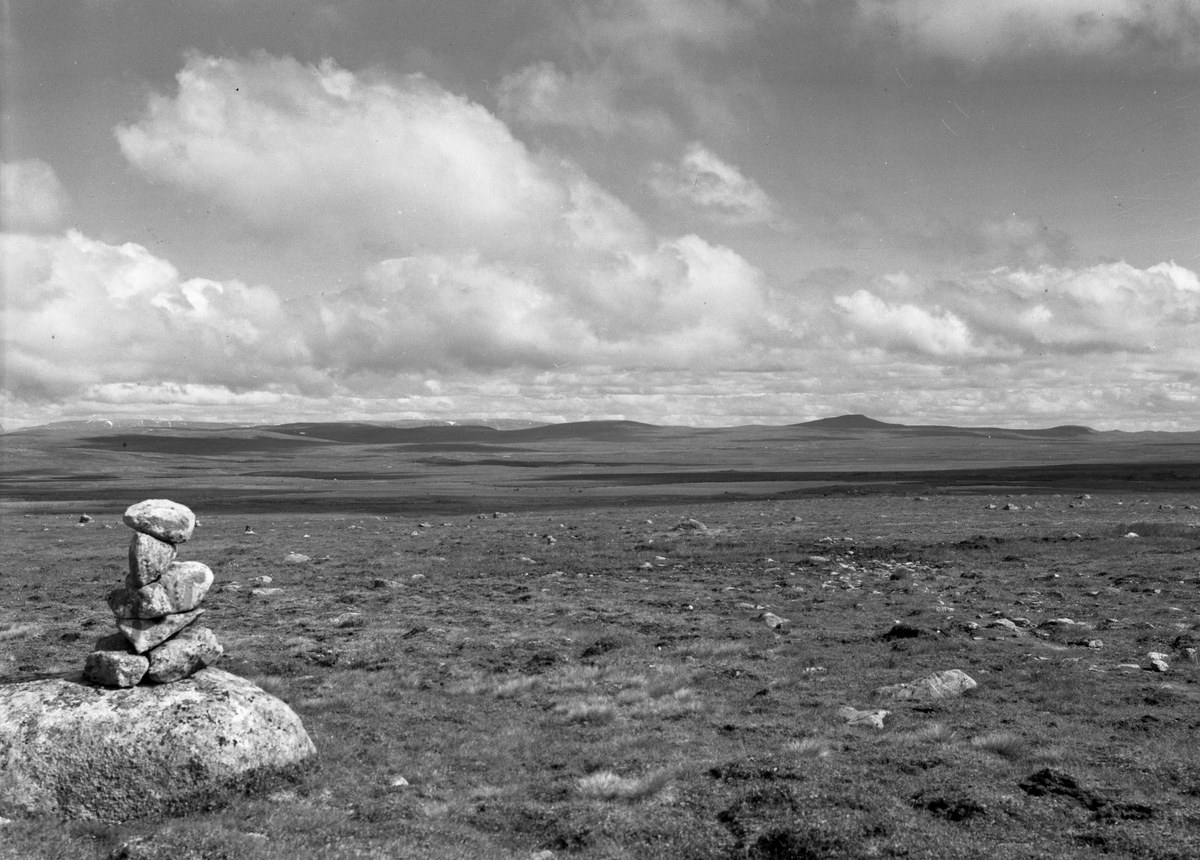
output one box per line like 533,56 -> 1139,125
123,499 -> 196,544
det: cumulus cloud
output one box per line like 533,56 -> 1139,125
0,230 -> 311,402
650,142 -> 780,225
3,54 -> 791,409
1,159 -> 69,232
835,289 -> 981,357
855,0 -> 1200,68
109,53 -> 783,377
834,260 -> 1200,361
115,54 -> 565,256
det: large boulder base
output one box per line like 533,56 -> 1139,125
0,668 -> 315,821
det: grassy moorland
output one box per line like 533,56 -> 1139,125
1,418 -> 1199,859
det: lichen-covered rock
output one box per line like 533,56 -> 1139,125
873,669 -> 977,701
0,668 -> 316,821
127,532 -> 177,587
147,625 -> 223,683
123,499 -> 196,544
108,561 -> 213,619
116,608 -> 204,654
82,634 -> 149,688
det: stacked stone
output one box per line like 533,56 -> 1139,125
82,499 -> 224,688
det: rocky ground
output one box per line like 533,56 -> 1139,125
2,486 -> 1198,858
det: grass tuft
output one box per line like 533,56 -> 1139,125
785,738 -> 835,759
972,731 -> 1031,760
577,767 -> 679,801
0,622 -> 40,641
555,695 -> 618,723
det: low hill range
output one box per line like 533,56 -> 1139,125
8,414 -> 1195,445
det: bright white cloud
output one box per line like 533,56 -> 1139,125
834,260 -> 1200,362
116,55 -> 565,256
0,230 -> 309,401
856,0 -> 1200,67
650,142 -> 779,225
1,159 -> 69,232
105,53 -> 784,381
835,289 -> 981,357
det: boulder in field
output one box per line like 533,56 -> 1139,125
127,532 -> 177,587
873,669 -> 977,701
108,561 -> 214,619
123,499 -> 196,544
82,634 -> 149,688
0,668 -> 315,821
147,625 -> 223,683
116,608 -> 204,654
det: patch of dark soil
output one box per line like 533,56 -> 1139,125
880,622 -> 924,640
522,651 -> 562,674
1017,767 -> 1151,819
912,790 -> 985,822
747,827 -> 860,860
1019,768 -> 1106,810
580,636 -> 625,660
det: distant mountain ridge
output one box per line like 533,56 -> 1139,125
4,413 -> 1106,438
793,414 -> 1095,438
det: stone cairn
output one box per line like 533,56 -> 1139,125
82,499 -> 223,688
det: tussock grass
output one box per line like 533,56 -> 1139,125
577,767 -> 680,801
674,638 -> 750,659
0,622 -> 40,641
626,686 -> 701,718
493,675 -> 540,698
786,738 -> 835,759
971,731 -> 1031,760
555,695 -> 618,723
544,664 -> 604,692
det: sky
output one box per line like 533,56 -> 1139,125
2,0 -> 1199,431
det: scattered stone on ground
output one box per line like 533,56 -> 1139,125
838,706 -> 888,729
760,612 -> 789,630
672,518 -> 708,532
1146,652 -> 1170,672
284,553 -> 311,564
78,514 -> 92,524
873,669 -> 977,701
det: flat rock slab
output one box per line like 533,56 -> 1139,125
0,668 -> 316,821
123,500 -> 195,544
116,608 -> 204,654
